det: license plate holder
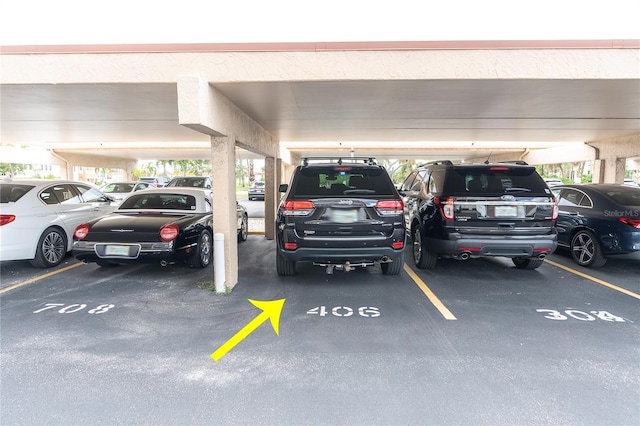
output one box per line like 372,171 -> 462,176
494,205 -> 518,217
330,208 -> 358,223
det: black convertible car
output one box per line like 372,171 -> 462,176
72,188 -> 248,268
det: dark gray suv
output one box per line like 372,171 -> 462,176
401,160 -> 558,270
276,158 -> 406,276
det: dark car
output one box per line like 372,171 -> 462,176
276,157 -> 406,276
551,184 -> 640,267
72,188 -> 248,268
248,181 -> 265,201
401,160 -> 558,270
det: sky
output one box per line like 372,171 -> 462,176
1,0 -> 639,46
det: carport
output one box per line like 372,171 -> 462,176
1,39 -> 639,289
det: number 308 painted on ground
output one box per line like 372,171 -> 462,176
307,306 -> 380,317
33,303 -> 115,314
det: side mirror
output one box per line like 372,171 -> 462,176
278,184 -> 288,193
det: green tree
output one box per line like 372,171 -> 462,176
0,163 -> 28,176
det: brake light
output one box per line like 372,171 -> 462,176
375,199 -> 403,216
489,166 -> 509,171
74,223 -> 90,240
435,197 -> 455,221
392,241 -> 404,249
282,200 -> 315,216
284,242 -> 297,249
619,218 -> 640,229
160,224 -> 179,241
0,215 -> 16,226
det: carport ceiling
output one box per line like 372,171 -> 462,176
1,79 -> 638,161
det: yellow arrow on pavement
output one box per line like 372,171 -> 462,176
211,298 -> 286,362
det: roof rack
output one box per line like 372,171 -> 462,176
302,157 -> 378,166
416,160 -> 454,167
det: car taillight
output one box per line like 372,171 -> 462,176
160,224 -> 179,241
282,200 -> 315,216
435,197 -> 455,221
0,215 -> 16,226
74,223 -> 90,240
619,218 -> 640,229
375,199 -> 403,216
552,202 -> 558,221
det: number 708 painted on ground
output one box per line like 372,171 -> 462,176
33,303 -> 115,314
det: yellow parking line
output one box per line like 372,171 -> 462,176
545,259 -> 640,300
403,263 -> 457,320
0,262 -> 84,295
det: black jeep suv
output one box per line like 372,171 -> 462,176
276,158 -> 406,276
401,160 -> 558,270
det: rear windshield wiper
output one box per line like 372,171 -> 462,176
344,189 -> 376,195
504,187 -> 532,192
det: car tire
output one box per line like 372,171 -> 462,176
29,227 -> 67,268
276,249 -> 296,276
512,257 -> 544,270
188,230 -> 213,268
237,214 -> 248,243
570,229 -> 607,268
381,252 -> 404,275
412,227 -> 437,269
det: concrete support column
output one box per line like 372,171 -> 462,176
211,135 -> 238,290
601,157 -> 627,184
588,133 -> 640,183
264,156 -> 276,240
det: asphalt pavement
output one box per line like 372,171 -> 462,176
1,236 -> 638,425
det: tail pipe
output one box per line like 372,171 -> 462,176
458,251 -> 471,260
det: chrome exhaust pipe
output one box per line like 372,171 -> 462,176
537,253 -> 547,260
458,252 -> 471,260
160,260 -> 168,267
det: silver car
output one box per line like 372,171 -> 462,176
0,179 -> 116,267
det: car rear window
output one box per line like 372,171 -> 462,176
447,166 -> 549,195
119,193 -> 197,210
0,184 -> 34,203
604,188 -> 640,206
293,166 -> 396,197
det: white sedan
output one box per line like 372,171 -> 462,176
100,181 -> 151,203
0,179 -> 117,267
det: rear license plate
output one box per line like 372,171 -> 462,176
105,245 -> 131,256
330,208 -> 358,223
494,206 -> 518,217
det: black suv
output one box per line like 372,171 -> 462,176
401,160 -> 558,270
276,158 -> 406,275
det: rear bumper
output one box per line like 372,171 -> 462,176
279,246 -> 405,263
72,240 -> 193,264
425,233 -> 557,258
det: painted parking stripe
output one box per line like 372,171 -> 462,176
0,262 -> 84,295
545,259 -> 640,300
403,263 -> 457,320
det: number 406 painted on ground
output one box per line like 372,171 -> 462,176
307,306 -> 381,318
